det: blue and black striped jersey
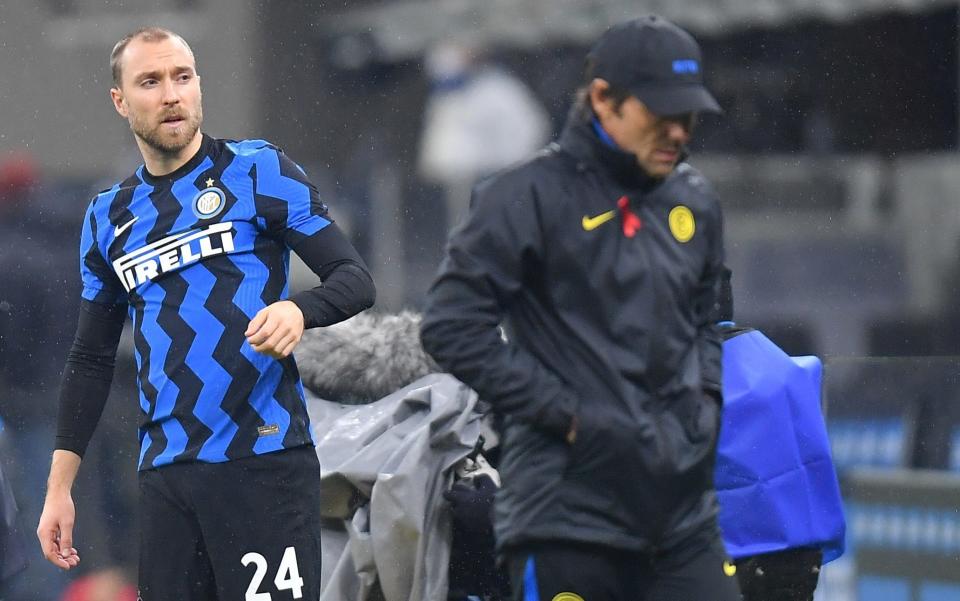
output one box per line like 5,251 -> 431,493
79,135 -> 330,470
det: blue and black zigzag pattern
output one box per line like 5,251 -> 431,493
79,136 -> 329,469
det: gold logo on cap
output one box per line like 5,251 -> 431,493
668,205 -> 695,243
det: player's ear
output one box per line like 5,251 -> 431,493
588,78 -> 615,120
110,86 -> 128,117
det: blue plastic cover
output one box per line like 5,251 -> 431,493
716,329 -> 846,562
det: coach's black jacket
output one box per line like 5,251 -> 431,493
420,110 -> 725,554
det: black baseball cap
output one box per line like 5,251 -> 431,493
587,15 -> 721,116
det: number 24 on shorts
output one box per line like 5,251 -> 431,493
242,546 -> 304,600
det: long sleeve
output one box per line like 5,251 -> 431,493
251,146 -> 376,327
420,176 -> 577,439
55,300 -> 127,457
288,223 -> 376,328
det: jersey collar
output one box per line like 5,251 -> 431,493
139,133 -> 215,186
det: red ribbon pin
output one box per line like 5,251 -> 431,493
617,196 -> 642,238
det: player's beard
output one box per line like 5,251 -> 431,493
129,103 -> 203,156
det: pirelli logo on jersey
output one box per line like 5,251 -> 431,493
112,222 -> 236,291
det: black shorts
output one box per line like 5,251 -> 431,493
137,445 -> 322,601
505,527 -> 741,601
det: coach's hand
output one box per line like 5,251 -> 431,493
37,492 -> 81,570
245,300 -> 305,359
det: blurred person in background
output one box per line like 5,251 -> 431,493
418,40 -> 551,231
0,154 -> 46,430
421,15 -> 738,601
0,152 -> 59,392
60,569 -> 136,601
0,152 -> 77,601
0,457 -> 29,596
35,26 -> 375,601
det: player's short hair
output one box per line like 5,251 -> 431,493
578,56 -> 632,113
573,58 -> 632,121
110,27 -> 195,88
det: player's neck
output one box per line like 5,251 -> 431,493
137,131 -> 204,177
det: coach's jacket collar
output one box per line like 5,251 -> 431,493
558,114 -> 663,192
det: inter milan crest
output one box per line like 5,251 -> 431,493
668,204 -> 695,243
193,182 -> 226,219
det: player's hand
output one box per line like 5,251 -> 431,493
37,492 -> 81,570
245,300 -> 305,359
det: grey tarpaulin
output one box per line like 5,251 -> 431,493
307,373 -> 484,601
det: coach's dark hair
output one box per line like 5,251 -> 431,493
572,55 -> 632,121
110,27 -> 194,88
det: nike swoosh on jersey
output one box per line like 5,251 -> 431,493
114,216 -> 139,237
581,210 -> 616,231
